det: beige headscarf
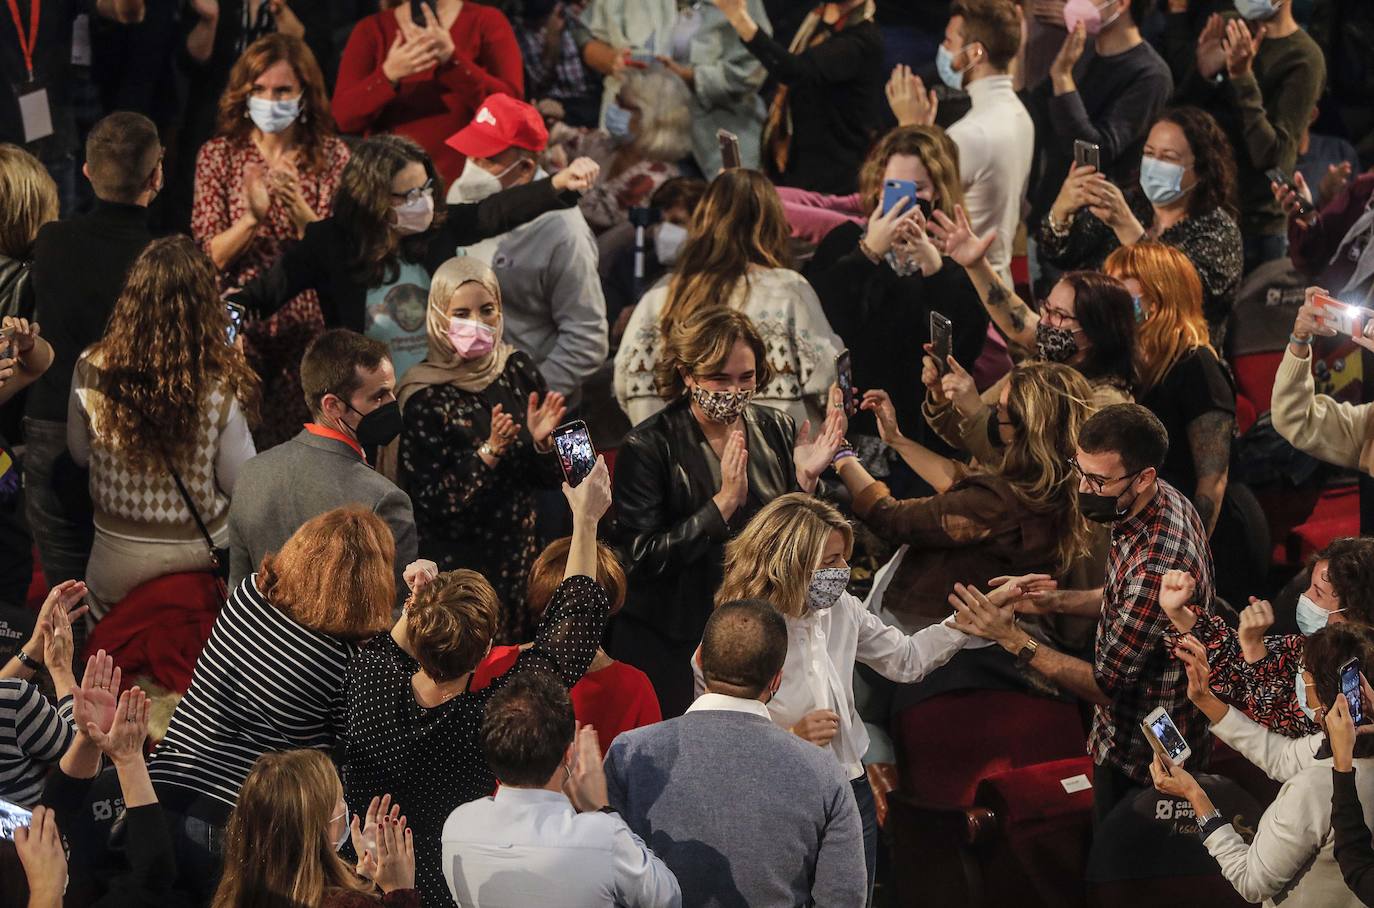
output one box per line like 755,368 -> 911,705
376,256 -> 514,484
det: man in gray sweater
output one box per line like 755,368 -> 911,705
603,599 -> 867,908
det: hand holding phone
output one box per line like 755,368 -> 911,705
1267,167 -> 1313,218
835,350 -> 855,417
1342,658 -> 1369,726
552,420 -> 597,487
929,312 -> 953,375
1141,706 -> 1193,766
0,796 -> 32,842
1312,293 -> 1372,338
1073,139 -> 1101,173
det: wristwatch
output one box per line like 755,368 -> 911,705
1014,634 -> 1040,668
478,442 -> 504,459
14,649 -> 39,671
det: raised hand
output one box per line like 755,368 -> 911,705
2,316 -> 40,357
1237,598 -> 1273,664
42,594 -> 78,685
794,396 -> 846,492
85,687 -> 150,765
1319,161 -> 1353,207
1272,170 -> 1316,226
551,156 -> 600,193
351,794 -> 401,881
372,808 -> 415,893
712,430 -> 749,522
1149,752 -> 1202,800
1049,162 -> 1101,225
413,1 -> 455,64
562,724 -> 609,810
268,0 -> 305,38
13,806 -> 67,905
1291,286 -> 1337,344
563,455 -> 612,523
863,198 -> 916,258
938,356 -> 979,417
886,64 -> 936,127
1196,13 -> 1227,78
1171,634 -> 1222,716
1085,176 -> 1139,235
242,163 -> 272,222
72,650 -> 122,740
526,391 -> 567,449
931,205 -> 995,267
1222,18 -> 1263,79
402,559 -> 438,594
987,574 -> 1056,613
920,348 -> 943,396
859,389 -> 904,447
1049,22 -> 1086,93
485,403 -> 520,456
382,27 -> 440,84
892,209 -> 943,275
1157,569 -> 1197,632
22,579 -> 87,669
948,582 -> 1018,648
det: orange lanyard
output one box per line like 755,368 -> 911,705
5,0 -> 39,80
303,422 -> 367,461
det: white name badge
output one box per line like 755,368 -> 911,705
18,87 -> 53,143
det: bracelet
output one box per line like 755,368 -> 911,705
15,649 -> 39,671
1288,333 -> 1313,347
832,448 -> 856,467
478,442 -> 505,459
1047,213 -> 1073,237
857,238 -> 882,265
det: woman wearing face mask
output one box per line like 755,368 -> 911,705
210,750 -> 418,907
1157,537 -> 1374,740
193,35 -> 350,450
706,493 -> 981,901
378,257 -> 567,644
1035,107 -> 1243,344
546,67 -> 692,234
613,308 -> 845,718
615,168 -> 843,428
230,134 -> 599,379
806,125 -> 990,495
715,0 -> 886,194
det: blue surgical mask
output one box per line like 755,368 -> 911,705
603,102 -> 634,142
1139,156 -> 1191,206
1132,295 -> 1146,324
247,95 -> 302,134
1234,0 -> 1281,21
935,44 -> 964,91
1295,671 -> 1318,723
1295,593 -> 1342,636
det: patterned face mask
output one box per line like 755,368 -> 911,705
807,567 -> 851,611
690,385 -> 754,423
1035,322 -> 1080,363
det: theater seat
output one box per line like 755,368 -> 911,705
1274,483 -> 1359,566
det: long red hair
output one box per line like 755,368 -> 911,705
1103,242 -> 1212,395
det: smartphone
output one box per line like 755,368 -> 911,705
1141,706 -> 1192,766
929,311 -> 953,375
1313,293 -> 1369,337
225,301 -> 247,346
1342,657 -> 1366,725
717,129 -> 741,170
0,324 -> 15,361
1073,139 -> 1101,172
835,349 -> 855,417
0,797 -> 32,842
552,420 -> 597,488
1266,167 -> 1313,217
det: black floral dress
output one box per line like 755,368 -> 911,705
399,351 -> 562,643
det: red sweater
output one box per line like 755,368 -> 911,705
472,648 -> 662,755
332,4 -> 524,185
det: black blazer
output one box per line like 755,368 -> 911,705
230,178 -> 578,331
613,398 -> 800,643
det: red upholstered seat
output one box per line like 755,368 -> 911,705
1274,484 -> 1359,566
1231,350 -> 1284,415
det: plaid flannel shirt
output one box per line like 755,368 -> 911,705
516,22 -> 594,103
1091,480 -> 1216,783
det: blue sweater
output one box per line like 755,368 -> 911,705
604,707 -> 866,907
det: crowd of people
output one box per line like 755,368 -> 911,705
2,0 -> 1374,905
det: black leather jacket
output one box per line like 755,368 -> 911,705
613,397 -> 800,643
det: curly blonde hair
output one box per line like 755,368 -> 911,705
87,236 -> 260,473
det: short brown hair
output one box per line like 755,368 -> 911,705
1314,538 -> 1374,625
0,144 -> 57,258
950,0 -> 1021,70
701,599 -> 788,698
1303,623 -> 1374,710
407,570 -> 502,682
527,538 -> 627,619
650,176 -> 707,214
300,329 -> 390,417
258,507 -> 395,640
653,308 -> 773,401
85,112 -> 161,204
481,672 -> 574,787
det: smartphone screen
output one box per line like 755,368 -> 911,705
0,797 -> 32,842
1148,711 -> 1190,763
835,349 -> 855,417
1343,658 -> 1365,725
1073,139 -> 1100,172
225,302 -> 247,346
717,129 -> 741,170
930,312 -> 953,374
552,420 -> 596,487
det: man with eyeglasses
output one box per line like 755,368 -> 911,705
950,402 -> 1214,824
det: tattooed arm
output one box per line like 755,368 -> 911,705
961,255 -> 1039,350
1187,410 -> 1233,536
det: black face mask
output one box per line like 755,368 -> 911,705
986,413 -> 1007,450
1078,475 -> 1143,524
346,400 -> 403,449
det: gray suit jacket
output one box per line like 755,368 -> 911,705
604,706 -> 866,908
227,430 -> 417,592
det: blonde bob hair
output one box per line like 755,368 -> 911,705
1103,242 -> 1213,396
0,143 -> 58,259
716,493 -> 853,619
622,67 -> 693,163
258,506 -> 396,640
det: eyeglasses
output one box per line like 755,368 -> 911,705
1040,303 -> 1081,327
391,178 -> 434,206
1067,455 -> 1142,495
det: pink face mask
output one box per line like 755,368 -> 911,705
445,317 -> 497,360
1063,0 -> 1119,36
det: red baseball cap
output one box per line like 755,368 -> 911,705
446,94 -> 549,159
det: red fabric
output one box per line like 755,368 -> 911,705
894,690 -> 1086,808
304,422 -> 365,460
333,5 -> 525,186
83,572 -> 223,694
1278,484 -> 1360,564
445,93 -> 548,158
472,647 -> 661,755
975,756 -> 1094,825
1230,351 -> 1283,415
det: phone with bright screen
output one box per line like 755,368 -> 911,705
225,301 -> 247,346
552,420 -> 596,487
0,797 -> 32,842
1141,707 -> 1192,766
1342,658 -> 1365,725
835,349 -> 855,417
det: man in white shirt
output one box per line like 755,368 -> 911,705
941,0 -> 1034,287
440,672 -> 680,908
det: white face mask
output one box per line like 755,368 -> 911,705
247,95 -> 302,134
452,157 -> 505,204
1295,593 -> 1343,636
1295,670 -> 1318,723
654,221 -> 688,266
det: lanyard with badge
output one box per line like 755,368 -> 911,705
6,0 -> 52,142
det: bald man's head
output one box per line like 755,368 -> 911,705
701,599 -> 787,699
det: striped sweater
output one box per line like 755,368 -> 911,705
148,575 -> 356,819
0,680 -> 74,807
